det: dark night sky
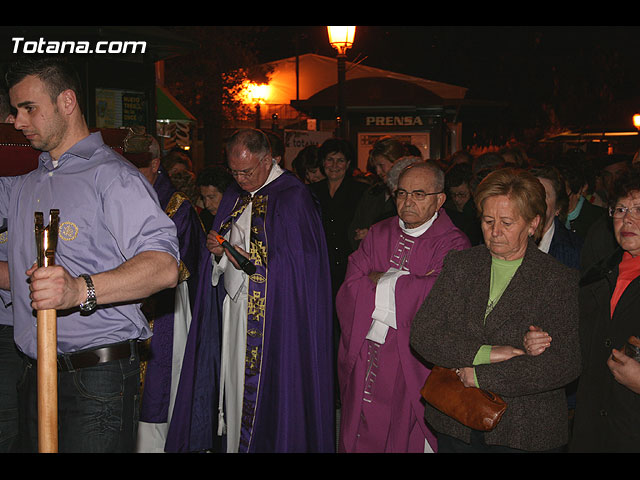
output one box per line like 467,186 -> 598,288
255,26 -> 639,101
252,26 -> 640,137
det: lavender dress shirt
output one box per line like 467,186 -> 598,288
0,225 -> 11,326
0,132 -> 179,358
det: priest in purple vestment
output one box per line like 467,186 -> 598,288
124,133 -> 218,453
206,129 -> 334,453
336,161 -> 470,453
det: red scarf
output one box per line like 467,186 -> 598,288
610,251 -> 640,317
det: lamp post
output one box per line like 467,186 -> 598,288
327,26 -> 356,139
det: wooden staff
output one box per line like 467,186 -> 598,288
35,210 -> 59,453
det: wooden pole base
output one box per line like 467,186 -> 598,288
37,309 -> 58,453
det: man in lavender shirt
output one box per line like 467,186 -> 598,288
0,88 -> 20,453
0,56 -> 179,452
0,222 -> 20,453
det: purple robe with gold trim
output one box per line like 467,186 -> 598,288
213,170 -> 334,453
336,210 -> 470,453
138,170 -> 220,452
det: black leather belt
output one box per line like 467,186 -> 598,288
56,340 -> 137,372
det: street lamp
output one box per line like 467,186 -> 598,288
327,26 -> 356,55
327,26 -> 356,139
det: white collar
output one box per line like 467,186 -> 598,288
399,211 -> 438,237
250,159 -> 284,196
538,219 -> 555,254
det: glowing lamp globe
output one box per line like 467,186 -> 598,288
327,26 -> 356,55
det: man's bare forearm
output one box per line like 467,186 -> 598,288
28,250 -> 179,312
90,250 -> 179,306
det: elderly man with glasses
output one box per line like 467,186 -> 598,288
335,161 -> 470,453
205,128 -> 334,453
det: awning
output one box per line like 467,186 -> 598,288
156,85 -> 196,122
261,53 -> 468,104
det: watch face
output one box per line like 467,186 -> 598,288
80,298 -> 96,312
79,274 -> 96,312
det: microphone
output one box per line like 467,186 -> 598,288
215,234 -> 257,275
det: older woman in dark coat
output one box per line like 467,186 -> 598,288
410,168 -> 581,452
566,165 -> 640,452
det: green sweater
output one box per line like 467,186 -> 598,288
473,256 -> 523,384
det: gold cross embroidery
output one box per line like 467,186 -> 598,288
247,290 -> 266,324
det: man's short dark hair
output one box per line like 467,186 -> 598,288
445,162 -> 473,191
196,165 -> 233,193
5,56 -> 83,105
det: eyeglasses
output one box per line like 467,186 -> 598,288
609,205 -> 640,219
449,191 -> 470,199
394,189 -> 443,201
228,156 -> 268,179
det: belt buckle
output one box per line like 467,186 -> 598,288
56,354 -> 72,372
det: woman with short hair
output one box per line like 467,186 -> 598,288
410,168 -> 581,453
564,165 -> 640,452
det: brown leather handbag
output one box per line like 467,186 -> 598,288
420,366 -> 507,431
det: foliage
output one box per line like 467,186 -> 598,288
161,26 -> 272,127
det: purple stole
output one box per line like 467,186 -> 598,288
217,193 -> 269,452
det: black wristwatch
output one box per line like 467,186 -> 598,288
79,274 -> 97,313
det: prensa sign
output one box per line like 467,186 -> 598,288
365,115 -> 425,127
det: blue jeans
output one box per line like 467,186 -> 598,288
0,325 -> 21,452
18,340 -> 141,453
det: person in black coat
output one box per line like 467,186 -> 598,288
528,165 -> 640,452
444,163 -> 483,246
309,139 -> 368,407
532,166 -> 583,270
557,159 -> 607,240
348,136 -> 416,250
309,138 -> 368,299
571,166 -> 640,452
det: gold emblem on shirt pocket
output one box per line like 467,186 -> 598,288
58,221 -> 78,241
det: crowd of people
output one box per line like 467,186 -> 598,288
0,55 -> 639,454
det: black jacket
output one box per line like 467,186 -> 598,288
570,248 -> 640,452
549,217 -> 583,270
569,198 -> 606,240
309,176 -> 368,295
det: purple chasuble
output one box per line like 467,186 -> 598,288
336,210 -> 470,453
213,170 -> 335,453
137,170 -> 219,452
